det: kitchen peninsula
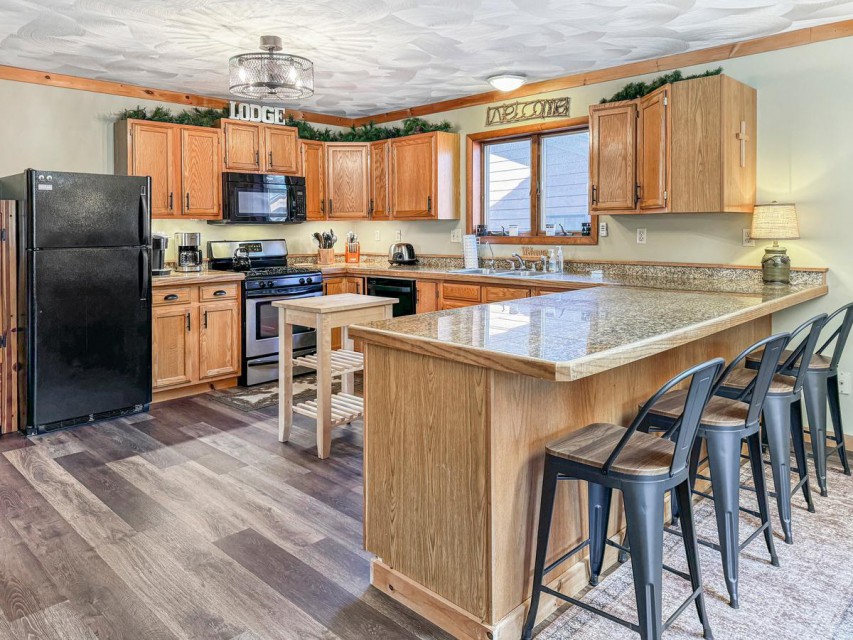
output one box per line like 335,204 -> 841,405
349,279 -> 827,640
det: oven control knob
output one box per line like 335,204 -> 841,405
299,277 -> 306,285
306,277 -> 313,284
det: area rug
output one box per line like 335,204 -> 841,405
209,373 -> 362,412
536,457 -> 853,639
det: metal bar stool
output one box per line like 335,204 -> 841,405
640,333 -> 789,609
717,313 -> 827,544
522,358 -> 724,640
746,303 -> 853,494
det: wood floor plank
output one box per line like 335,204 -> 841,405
97,533 -> 245,640
10,601 -> 100,640
147,518 -> 343,640
0,525 -> 65,623
8,504 -> 176,640
4,447 -> 134,548
0,435 -> 32,455
215,528 -> 419,640
108,456 -> 245,542
73,421 -> 186,469
54,451 -> 175,532
0,458 -> 33,520
129,418 -> 245,475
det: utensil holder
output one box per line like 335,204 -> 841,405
345,242 -> 360,263
317,248 -> 335,266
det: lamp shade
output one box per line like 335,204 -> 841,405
750,202 -> 800,240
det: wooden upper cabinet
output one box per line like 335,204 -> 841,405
389,135 -> 434,218
125,121 -> 179,217
300,140 -> 326,220
326,143 -> 369,219
636,86 -> 669,211
265,126 -> 299,174
181,128 -> 221,218
223,121 -> 262,172
589,102 -> 637,212
199,302 -> 240,380
369,140 -> 390,219
589,74 -> 756,214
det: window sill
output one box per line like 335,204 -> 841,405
476,235 -> 598,246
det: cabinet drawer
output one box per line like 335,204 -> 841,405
200,283 -> 239,301
441,282 -> 481,302
441,299 -> 479,310
482,286 -> 530,303
153,287 -> 192,306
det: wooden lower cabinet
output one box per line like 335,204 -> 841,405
324,276 -> 364,349
482,285 -> 530,303
152,281 -> 241,400
416,281 -> 439,313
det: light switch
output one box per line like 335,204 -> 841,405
450,229 -> 462,242
374,230 -> 381,242
394,229 -> 402,242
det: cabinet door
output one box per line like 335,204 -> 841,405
265,126 -> 299,174
323,277 -> 346,350
131,122 -> 178,217
637,87 -> 669,211
300,140 -> 326,220
223,121 -> 262,172
369,140 -> 390,219
152,306 -> 196,389
589,102 -> 637,212
482,286 -> 530,303
415,280 -> 438,314
326,144 -> 369,218
181,128 -> 221,218
390,135 -> 435,218
199,302 -> 240,380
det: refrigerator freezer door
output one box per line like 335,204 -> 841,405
28,246 -> 152,430
27,171 -> 151,249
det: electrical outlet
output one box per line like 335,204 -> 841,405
839,371 -> 851,395
599,222 -> 608,237
373,230 -> 381,242
394,229 -> 402,242
637,228 -> 647,244
742,228 -> 755,247
450,229 -> 462,242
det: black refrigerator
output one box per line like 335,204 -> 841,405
0,170 -> 152,435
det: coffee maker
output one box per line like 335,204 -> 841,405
151,233 -> 171,276
175,232 -> 203,272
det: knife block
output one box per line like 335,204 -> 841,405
317,248 -> 335,266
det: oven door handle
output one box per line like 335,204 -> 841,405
246,291 -> 324,302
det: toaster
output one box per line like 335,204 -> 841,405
388,243 -> 419,265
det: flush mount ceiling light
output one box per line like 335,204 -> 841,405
487,73 -> 527,92
229,35 -> 314,101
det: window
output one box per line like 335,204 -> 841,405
472,123 -> 595,244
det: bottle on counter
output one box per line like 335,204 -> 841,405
556,247 -> 564,273
548,249 -> 557,273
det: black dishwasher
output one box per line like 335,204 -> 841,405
366,277 -> 417,316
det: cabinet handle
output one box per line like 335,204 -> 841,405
369,199 -> 374,216
164,294 -> 179,301
427,196 -> 432,213
321,199 -> 325,214
185,312 -> 191,332
268,151 -> 273,166
168,192 -> 173,210
255,151 -> 260,165
591,184 -> 598,206
213,289 -> 227,297
185,192 -> 190,209
329,199 -> 333,215
635,184 -> 641,207
203,310 -> 208,329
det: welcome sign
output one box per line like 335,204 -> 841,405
228,101 -> 290,125
485,96 -> 571,126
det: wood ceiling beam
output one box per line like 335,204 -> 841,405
0,18 -> 851,128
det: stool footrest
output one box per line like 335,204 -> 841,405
538,585 -> 640,633
544,539 -> 589,576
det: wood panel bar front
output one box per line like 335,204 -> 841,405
363,316 -> 770,640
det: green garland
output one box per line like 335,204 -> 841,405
117,106 -> 453,141
599,67 -> 723,104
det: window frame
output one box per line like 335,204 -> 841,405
467,116 -> 597,246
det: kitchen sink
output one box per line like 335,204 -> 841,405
492,270 -> 542,277
448,268 -> 549,278
448,268 -> 506,275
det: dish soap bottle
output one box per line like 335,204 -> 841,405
548,249 -> 557,273
555,247 -> 564,273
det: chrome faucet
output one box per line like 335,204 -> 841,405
510,253 -> 526,270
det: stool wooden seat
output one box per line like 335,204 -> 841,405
745,348 -> 832,370
547,423 -> 674,477
722,368 -> 796,394
649,391 -> 749,427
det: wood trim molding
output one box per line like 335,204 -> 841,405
466,116 -> 598,245
351,19 -> 853,126
0,65 -> 352,127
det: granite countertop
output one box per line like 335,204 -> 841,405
152,270 -> 245,287
348,283 -> 828,382
301,262 -> 822,296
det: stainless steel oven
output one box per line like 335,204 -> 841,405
215,173 -> 307,224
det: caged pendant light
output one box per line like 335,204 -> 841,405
229,36 -> 314,101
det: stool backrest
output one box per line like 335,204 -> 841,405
603,358 -> 724,477
816,302 -> 853,371
779,313 -> 828,393
715,332 -> 790,427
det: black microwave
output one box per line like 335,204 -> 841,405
214,172 -> 306,224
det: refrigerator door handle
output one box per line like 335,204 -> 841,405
139,248 -> 150,301
139,187 -> 150,245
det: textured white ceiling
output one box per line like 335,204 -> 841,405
1,1 -> 852,117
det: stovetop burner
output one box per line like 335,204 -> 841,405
245,266 -> 320,278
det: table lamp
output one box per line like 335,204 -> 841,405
750,202 -> 800,284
